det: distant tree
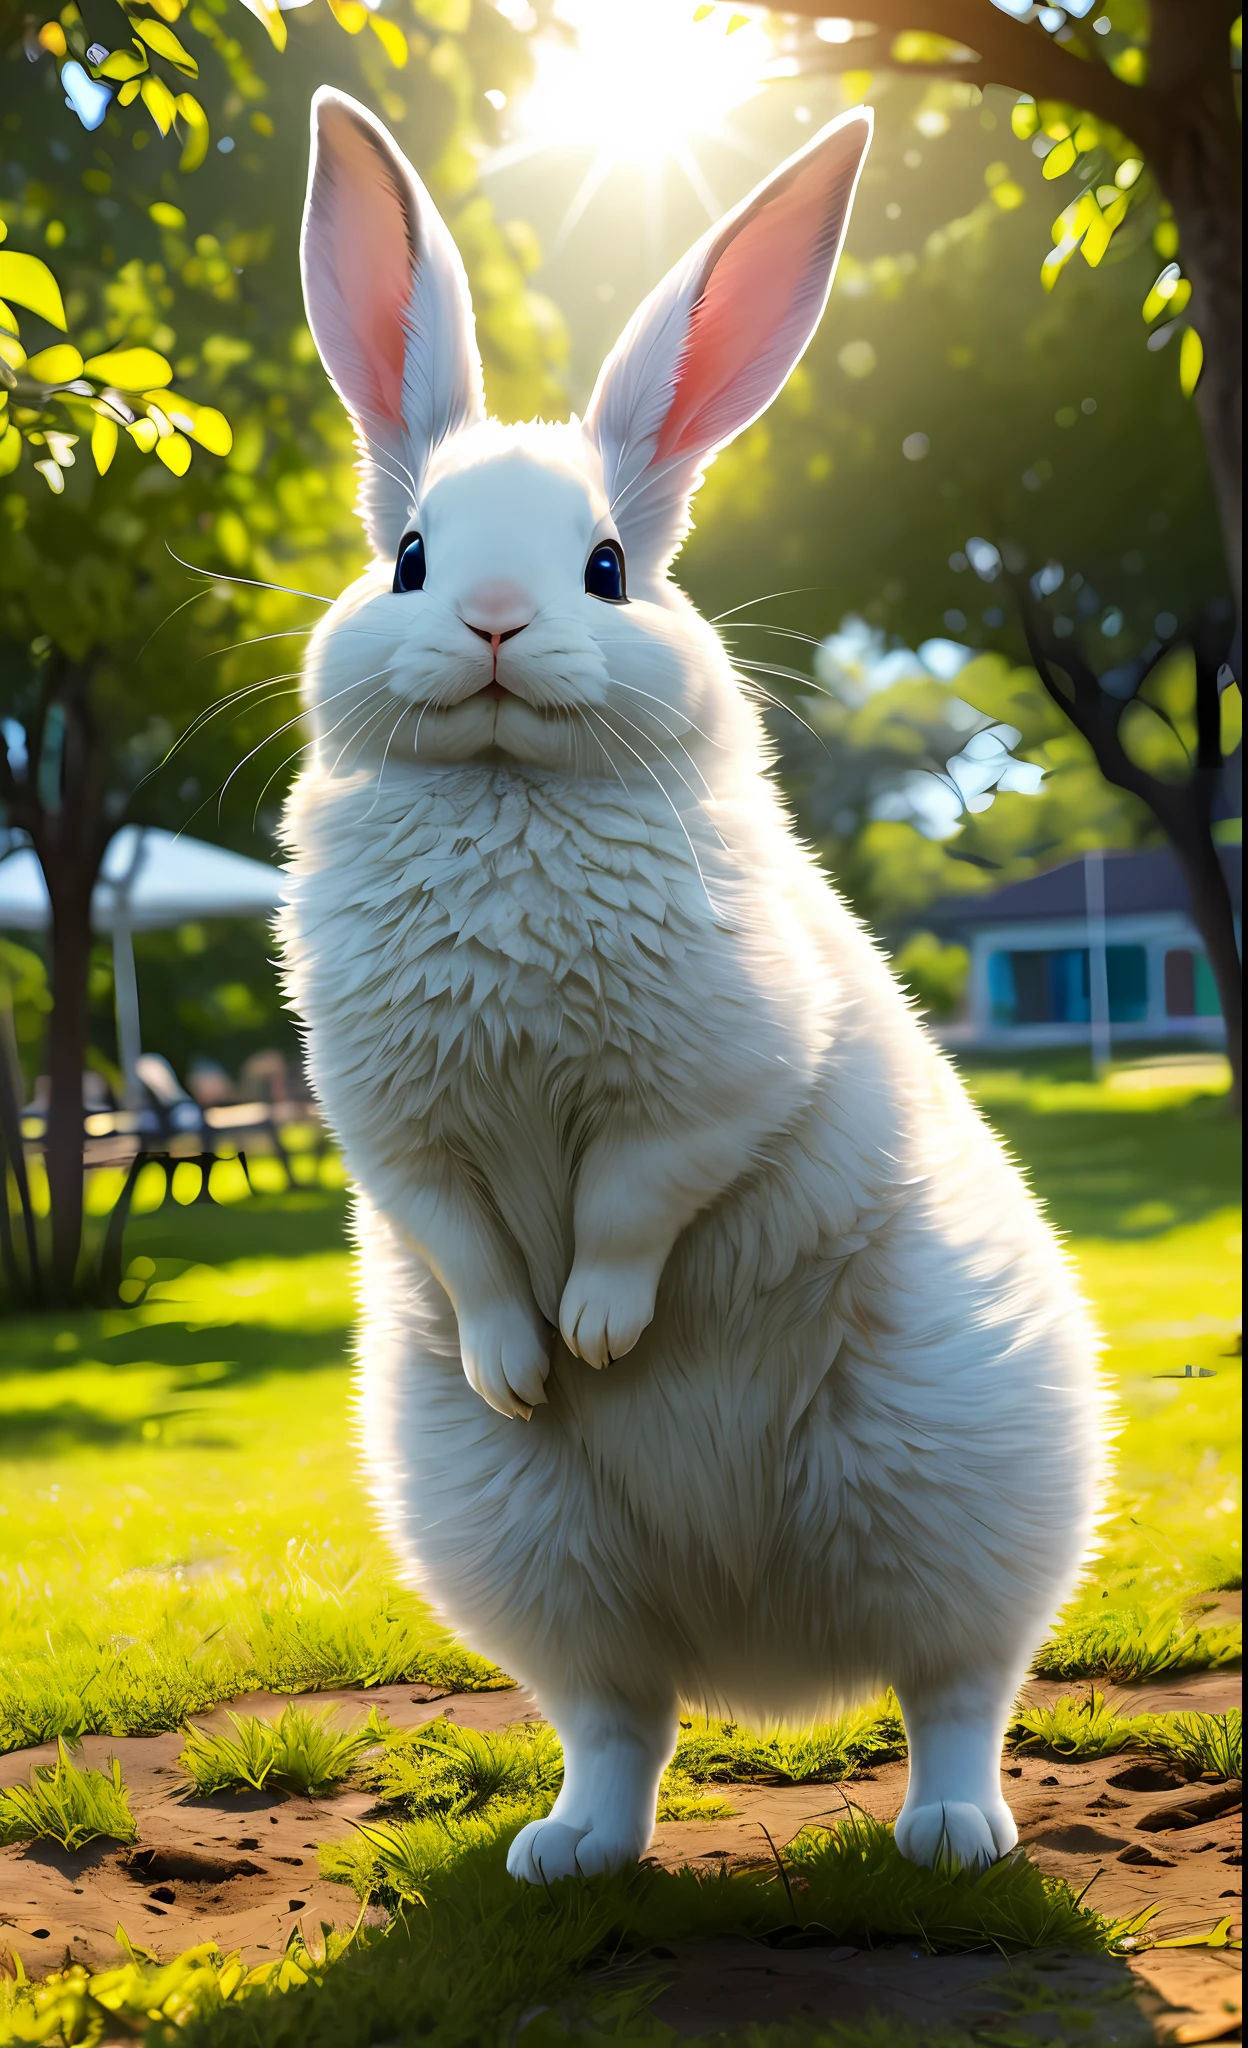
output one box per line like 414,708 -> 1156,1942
0,0 -> 566,1300
1011,591 -> 1242,1108
777,639 -> 1155,938
781,0 -> 1242,645
679,62 -> 1239,1099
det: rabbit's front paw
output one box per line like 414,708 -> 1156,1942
894,1798 -> 1017,1871
458,1303 -> 550,1420
559,1258 -> 659,1370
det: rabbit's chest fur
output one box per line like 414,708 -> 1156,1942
281,760 -> 835,1313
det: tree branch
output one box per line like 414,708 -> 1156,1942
780,0 -> 1163,153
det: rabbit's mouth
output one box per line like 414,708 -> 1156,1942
477,681 -> 509,702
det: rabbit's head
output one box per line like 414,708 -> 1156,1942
300,87 -> 870,781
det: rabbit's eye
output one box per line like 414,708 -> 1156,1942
394,531 -> 426,593
585,541 -> 626,603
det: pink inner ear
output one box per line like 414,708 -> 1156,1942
656,150 -> 849,463
321,114 -> 415,427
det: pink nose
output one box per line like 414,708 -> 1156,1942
461,578 -> 532,634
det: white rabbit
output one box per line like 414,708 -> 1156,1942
279,87 -> 1106,1885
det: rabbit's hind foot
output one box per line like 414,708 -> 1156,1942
894,1672 -> 1021,1871
506,1694 -> 676,1885
893,1797 -> 1017,1871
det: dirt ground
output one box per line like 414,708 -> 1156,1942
0,1670 -> 1240,2044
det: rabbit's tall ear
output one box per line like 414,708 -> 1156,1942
585,108 -> 871,575
301,87 -> 485,556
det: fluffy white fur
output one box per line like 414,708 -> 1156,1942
280,89 -> 1108,1886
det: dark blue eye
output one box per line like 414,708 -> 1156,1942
394,531 -> 426,593
585,540 -> 625,602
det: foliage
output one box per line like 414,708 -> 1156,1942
777,646 -> 1155,938
1035,1600 -> 1241,1685
363,1716 -> 564,1821
0,1920 -> 368,2048
0,1572 -> 508,1755
669,1698 -> 908,1787
0,1733 -> 136,1848
1147,1708 -> 1241,1784
1,0 -> 561,486
177,1700 -> 387,1796
891,928 -> 969,1018
0,938 -> 51,1081
1009,1688 -> 1145,1762
681,93 -> 1228,672
1011,1697 -> 1242,1774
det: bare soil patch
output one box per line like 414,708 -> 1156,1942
0,1673 -> 1239,2043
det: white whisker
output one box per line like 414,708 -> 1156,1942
584,706 -> 721,918
600,696 -> 720,815
164,546 -> 335,606
710,588 -> 819,624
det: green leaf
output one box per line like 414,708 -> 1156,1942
1179,326 -> 1203,398
175,93 -> 210,172
369,14 -> 408,65
95,44 -> 149,80
133,16 -> 199,73
83,346 -> 174,389
155,430 -> 192,475
1042,136 -> 1077,181
90,414 -> 118,474
25,342 -> 84,382
141,74 -> 178,136
0,251 -> 67,331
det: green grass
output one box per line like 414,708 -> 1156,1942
1035,1596 -> 1242,1684
0,1062 -> 1238,1758
1006,1694 -> 1241,1776
178,1702 -> 389,1799
666,1699 -> 909,1787
1147,1706 -> 1242,1781
0,1736 -> 136,1850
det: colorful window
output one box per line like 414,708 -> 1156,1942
1164,949 -> 1221,1018
988,945 -> 1148,1026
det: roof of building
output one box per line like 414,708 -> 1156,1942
935,843 -> 1242,931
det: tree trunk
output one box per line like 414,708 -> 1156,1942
1163,821 -> 1243,1114
45,871 -> 94,1300
15,665 -> 112,1305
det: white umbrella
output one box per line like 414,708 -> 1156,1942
0,825 -> 285,1101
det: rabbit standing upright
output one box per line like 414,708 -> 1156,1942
279,87 -> 1106,1884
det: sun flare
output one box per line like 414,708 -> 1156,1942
487,0 -> 773,230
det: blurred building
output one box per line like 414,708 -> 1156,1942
937,845 -> 1241,1049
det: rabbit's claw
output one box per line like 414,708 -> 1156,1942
559,1259 -> 658,1371
458,1303 -> 551,1420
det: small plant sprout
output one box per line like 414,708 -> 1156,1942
362,1718 -> 564,1820
1148,1709 -> 1242,1783
1035,1601 -> 1241,1684
178,1703 -> 388,1798
0,1738 -> 137,1850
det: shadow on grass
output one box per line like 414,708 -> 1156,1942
0,1188 -> 353,1398
954,1053 -> 1240,1240
123,1188 -> 351,1268
0,1315 -> 349,1396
